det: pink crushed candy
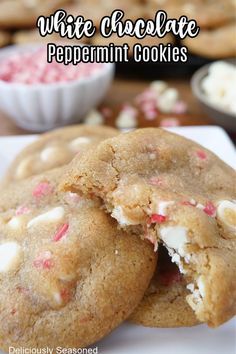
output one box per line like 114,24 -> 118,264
160,118 -> 180,127
135,89 -> 157,105
0,46 -> 104,85
32,182 -> 54,198
149,214 -> 167,224
144,109 -> 157,120
15,205 -> 31,216
149,177 -> 163,186
203,202 -> 216,217
180,200 -> 197,207
33,251 -> 54,269
172,100 -> 187,114
53,223 -> 69,242
60,288 -> 71,302
196,150 -> 207,160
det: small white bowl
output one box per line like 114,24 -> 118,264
0,44 -> 114,131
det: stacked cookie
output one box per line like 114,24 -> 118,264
0,125 -> 235,350
1,0 -> 235,59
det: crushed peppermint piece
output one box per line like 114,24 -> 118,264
60,288 -> 71,302
15,205 -> 31,216
32,182 -> 53,198
149,214 -> 167,224
160,117 -> 180,127
53,223 -> 69,242
149,177 -> 163,186
33,251 -> 54,269
196,150 -> 207,160
0,46 -> 104,85
203,202 -> 217,217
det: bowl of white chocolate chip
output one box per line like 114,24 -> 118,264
191,59 -> 236,132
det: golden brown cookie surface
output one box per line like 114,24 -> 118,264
0,168 -> 156,350
0,0 -> 70,29
148,0 -> 235,29
62,128 -> 236,327
3,124 -> 118,183
129,246 -> 199,327
182,23 -> 236,59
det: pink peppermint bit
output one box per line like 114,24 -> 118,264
53,223 -> 69,242
32,182 -> 54,198
33,251 -> 54,269
60,288 -> 71,303
196,150 -> 207,160
160,118 -> 180,127
180,200 -> 196,207
149,177 -> 163,186
173,100 -> 187,114
149,214 -> 167,224
203,202 -> 216,217
15,205 -> 31,216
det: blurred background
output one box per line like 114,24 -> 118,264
0,0 -> 235,140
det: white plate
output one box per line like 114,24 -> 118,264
0,126 -> 235,354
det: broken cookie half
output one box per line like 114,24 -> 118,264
61,128 -> 236,327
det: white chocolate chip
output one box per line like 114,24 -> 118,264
158,88 -> 179,113
53,292 -> 62,305
115,112 -> 137,130
217,200 -> 236,230
27,207 -> 65,228
40,146 -> 59,162
7,216 -> 24,230
0,242 -> 21,273
186,283 -> 195,292
69,137 -> 91,152
157,201 -> 175,216
84,110 -> 104,125
197,276 -> 206,298
150,80 -> 168,94
160,226 -> 188,256
196,203 -> 204,210
111,206 -> 137,226
15,156 -> 32,179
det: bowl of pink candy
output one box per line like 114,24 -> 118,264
0,44 -> 114,131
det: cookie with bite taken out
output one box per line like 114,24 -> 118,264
61,127 -> 236,328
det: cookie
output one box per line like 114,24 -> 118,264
61,128 -> 236,327
3,124 -> 118,183
66,0 -> 146,28
0,0 -> 70,29
148,0 -> 235,29
0,168 -> 156,350
0,30 -> 11,47
182,22 -> 236,59
129,245 -> 199,327
12,29 -> 89,45
91,32 -> 174,57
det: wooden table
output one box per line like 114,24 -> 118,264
0,78 -> 224,136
